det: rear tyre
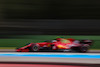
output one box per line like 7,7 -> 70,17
72,44 -> 90,53
30,44 -> 40,52
78,44 -> 90,53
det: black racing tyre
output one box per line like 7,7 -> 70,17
30,44 -> 40,52
78,44 -> 90,53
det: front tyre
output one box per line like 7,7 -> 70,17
30,44 -> 40,52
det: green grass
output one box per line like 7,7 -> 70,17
0,47 -> 16,49
0,35 -> 100,49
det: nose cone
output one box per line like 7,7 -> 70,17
16,48 -> 21,52
16,49 -> 20,52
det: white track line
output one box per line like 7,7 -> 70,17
0,52 -> 100,55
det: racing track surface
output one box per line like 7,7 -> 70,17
0,52 -> 100,64
0,49 -> 100,67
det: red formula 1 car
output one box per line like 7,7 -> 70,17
16,38 -> 93,53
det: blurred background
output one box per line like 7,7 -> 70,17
0,0 -> 100,49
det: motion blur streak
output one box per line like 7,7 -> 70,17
0,0 -> 100,35
0,64 -> 87,67
0,53 -> 100,59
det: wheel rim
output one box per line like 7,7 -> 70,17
32,45 -> 38,51
81,47 -> 88,52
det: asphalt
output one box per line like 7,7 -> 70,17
0,49 -> 100,65
0,56 -> 100,64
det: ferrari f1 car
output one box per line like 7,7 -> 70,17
16,38 -> 93,53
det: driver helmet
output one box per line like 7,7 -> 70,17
52,40 -> 57,43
